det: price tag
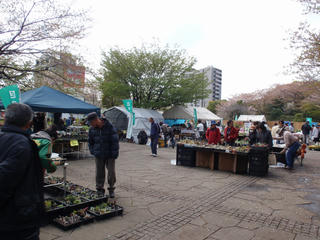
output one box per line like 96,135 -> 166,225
70,139 -> 79,147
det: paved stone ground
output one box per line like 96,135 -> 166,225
41,143 -> 320,240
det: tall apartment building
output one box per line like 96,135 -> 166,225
190,66 -> 222,108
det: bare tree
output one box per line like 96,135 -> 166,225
290,0 -> 320,81
0,0 -> 89,87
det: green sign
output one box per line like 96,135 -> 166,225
0,85 -> 20,108
122,99 -> 136,138
123,99 -> 133,113
306,118 -> 312,126
193,108 -> 198,127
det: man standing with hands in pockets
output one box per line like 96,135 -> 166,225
87,112 -> 119,198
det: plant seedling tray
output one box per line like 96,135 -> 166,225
88,204 -> 123,221
52,211 -> 95,231
44,198 -> 67,219
56,184 -> 109,206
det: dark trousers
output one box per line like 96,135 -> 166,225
286,142 -> 300,168
170,136 -> 175,149
95,158 -> 116,192
151,137 -> 158,155
1,227 -> 39,240
164,134 -> 168,147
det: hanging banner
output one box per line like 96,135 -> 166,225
306,118 -> 312,126
122,99 -> 135,139
193,108 -> 198,127
0,85 -> 20,108
123,99 -> 133,113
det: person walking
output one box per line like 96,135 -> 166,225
0,103 -> 44,240
160,122 -> 169,147
301,121 -> 312,145
206,121 -> 221,144
87,112 -> 119,198
149,117 -> 160,157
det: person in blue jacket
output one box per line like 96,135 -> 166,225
87,112 -> 119,198
149,117 -> 160,157
0,103 -> 44,240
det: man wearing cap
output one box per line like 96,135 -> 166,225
87,112 -> 119,198
206,120 -> 221,144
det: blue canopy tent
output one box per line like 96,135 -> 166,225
0,86 -> 100,114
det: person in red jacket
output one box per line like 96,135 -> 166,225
206,121 -> 221,144
224,120 -> 239,146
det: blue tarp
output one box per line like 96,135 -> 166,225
1,86 -> 100,114
165,119 -> 186,127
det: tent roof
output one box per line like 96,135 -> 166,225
19,86 -> 100,114
104,106 -> 163,120
163,105 -> 221,121
238,115 -> 266,122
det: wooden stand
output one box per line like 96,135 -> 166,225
218,153 -> 237,173
196,151 -> 214,170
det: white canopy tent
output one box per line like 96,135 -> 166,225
163,105 -> 221,121
238,115 -> 267,122
103,106 -> 164,142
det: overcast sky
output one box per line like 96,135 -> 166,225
73,0 -> 316,99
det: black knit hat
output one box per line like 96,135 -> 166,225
86,112 -> 98,124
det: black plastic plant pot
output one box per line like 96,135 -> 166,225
114,206 -> 124,216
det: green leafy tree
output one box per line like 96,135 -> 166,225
99,43 -> 210,109
207,100 -> 224,114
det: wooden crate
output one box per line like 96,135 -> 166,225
218,152 -> 237,173
196,151 -> 214,170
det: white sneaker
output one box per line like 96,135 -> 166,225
152,154 -> 157,157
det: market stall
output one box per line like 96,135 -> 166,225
176,140 -> 270,176
163,105 -> 222,140
103,106 -> 163,143
21,86 -> 99,158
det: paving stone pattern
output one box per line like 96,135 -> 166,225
211,205 -> 320,239
106,176 -> 258,240
118,183 -> 194,202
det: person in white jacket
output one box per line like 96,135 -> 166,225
311,125 -> 319,143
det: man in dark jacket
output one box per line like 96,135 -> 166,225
149,117 -> 159,157
0,103 -> 44,240
87,112 -> 119,198
301,121 -> 312,145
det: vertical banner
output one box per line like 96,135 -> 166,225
122,99 -> 135,139
193,108 -> 198,128
306,118 -> 312,126
0,85 -> 20,108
